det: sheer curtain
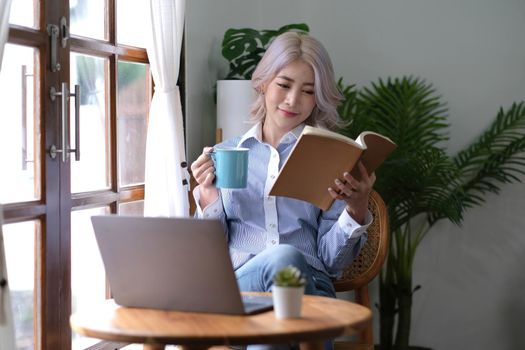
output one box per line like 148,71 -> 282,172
0,1 -> 15,349
144,0 -> 189,217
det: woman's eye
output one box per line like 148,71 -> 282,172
303,90 -> 314,95
277,83 -> 289,89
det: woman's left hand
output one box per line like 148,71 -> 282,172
328,161 -> 376,225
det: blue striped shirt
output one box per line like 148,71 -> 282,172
194,122 -> 371,277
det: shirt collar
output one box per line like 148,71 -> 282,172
237,122 -> 305,147
287,123 -> 306,142
237,122 -> 262,147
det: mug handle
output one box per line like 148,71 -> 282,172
208,150 -> 216,163
207,151 -> 219,187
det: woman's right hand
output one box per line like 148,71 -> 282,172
190,147 -> 219,207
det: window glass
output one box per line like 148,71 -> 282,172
9,0 -> 36,28
119,200 -> 144,216
70,53 -> 110,193
0,44 -> 40,204
117,61 -> 148,187
3,220 -> 38,350
117,0 -> 149,48
71,206 -> 109,349
70,0 -> 105,41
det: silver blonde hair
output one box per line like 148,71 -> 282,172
250,32 -> 344,130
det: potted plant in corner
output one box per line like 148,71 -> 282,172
216,23 -> 309,140
337,77 -> 525,350
272,265 -> 307,319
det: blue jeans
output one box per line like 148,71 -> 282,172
235,244 -> 335,350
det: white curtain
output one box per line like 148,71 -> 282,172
144,0 -> 189,217
0,1 -> 15,349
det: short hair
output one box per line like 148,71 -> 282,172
250,32 -> 343,130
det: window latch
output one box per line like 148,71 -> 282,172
60,16 -> 69,48
46,23 -> 60,72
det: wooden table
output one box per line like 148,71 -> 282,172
70,294 -> 371,350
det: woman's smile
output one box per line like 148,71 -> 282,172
278,108 -> 299,117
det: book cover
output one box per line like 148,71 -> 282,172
269,126 -> 397,210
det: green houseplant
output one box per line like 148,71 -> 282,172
221,23 -> 309,80
337,77 -> 525,349
272,265 -> 307,319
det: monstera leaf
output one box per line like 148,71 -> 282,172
221,23 -> 310,80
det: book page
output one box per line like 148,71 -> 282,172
303,126 -> 364,149
351,132 -> 397,178
356,131 -> 395,148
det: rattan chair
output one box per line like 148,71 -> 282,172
333,190 -> 389,350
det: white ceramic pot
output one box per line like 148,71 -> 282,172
271,285 -> 305,319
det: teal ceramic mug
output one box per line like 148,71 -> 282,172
210,147 -> 249,189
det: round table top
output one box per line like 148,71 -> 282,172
70,294 -> 371,346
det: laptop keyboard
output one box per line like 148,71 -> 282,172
241,295 -> 273,314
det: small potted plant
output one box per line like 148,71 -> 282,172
272,265 -> 306,319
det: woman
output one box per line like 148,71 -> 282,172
191,32 -> 375,298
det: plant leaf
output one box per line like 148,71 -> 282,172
221,23 -> 310,80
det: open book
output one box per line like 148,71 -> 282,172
269,126 -> 397,210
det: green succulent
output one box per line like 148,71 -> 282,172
273,265 -> 306,288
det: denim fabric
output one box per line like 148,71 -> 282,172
235,244 -> 335,297
235,245 -> 335,350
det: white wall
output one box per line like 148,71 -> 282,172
185,1 -> 525,349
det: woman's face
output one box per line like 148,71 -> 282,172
263,59 -> 316,134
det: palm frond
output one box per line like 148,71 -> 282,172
378,147 -> 463,231
339,77 -> 525,233
337,79 -> 361,138
453,102 -> 525,209
354,77 -> 450,152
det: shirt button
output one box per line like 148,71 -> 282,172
213,208 -> 218,213
272,154 -> 277,158
269,223 -> 276,228
270,175 -> 276,179
271,240 -> 277,244
267,196 -> 273,201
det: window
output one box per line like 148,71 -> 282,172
1,1 -> 154,349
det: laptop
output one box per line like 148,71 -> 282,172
90,215 -> 273,315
